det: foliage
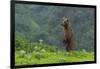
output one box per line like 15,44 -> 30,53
15,36 -> 59,53
15,36 -> 94,65
15,4 -> 95,65
15,45 -> 94,65
15,4 -> 95,51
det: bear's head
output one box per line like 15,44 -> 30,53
61,16 -> 70,29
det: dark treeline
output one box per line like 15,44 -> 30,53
15,4 -> 95,51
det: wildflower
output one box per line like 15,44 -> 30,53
39,39 -> 43,44
20,50 -> 26,54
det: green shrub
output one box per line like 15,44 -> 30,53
15,36 -> 94,65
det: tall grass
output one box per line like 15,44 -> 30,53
15,43 -> 94,65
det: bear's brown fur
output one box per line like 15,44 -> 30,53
62,17 -> 75,52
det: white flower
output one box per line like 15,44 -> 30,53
20,50 -> 26,54
39,39 -> 43,43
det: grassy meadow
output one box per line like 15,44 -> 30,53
15,39 -> 94,65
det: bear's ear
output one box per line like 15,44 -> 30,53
63,16 -> 69,21
63,16 -> 70,20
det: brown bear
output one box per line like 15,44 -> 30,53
61,16 -> 75,52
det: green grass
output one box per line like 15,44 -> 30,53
15,37 -> 94,65
15,50 -> 94,65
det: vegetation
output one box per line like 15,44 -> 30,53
16,50 -> 94,65
15,4 -> 95,51
15,37 -> 94,65
15,4 -> 95,65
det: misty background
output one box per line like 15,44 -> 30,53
15,4 -> 95,51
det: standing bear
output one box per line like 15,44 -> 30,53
61,16 -> 75,52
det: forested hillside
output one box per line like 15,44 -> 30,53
15,4 -> 94,51
15,3 -> 95,65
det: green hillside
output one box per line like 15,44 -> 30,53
15,4 -> 95,65
15,4 -> 95,51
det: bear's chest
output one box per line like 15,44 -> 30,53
63,28 -> 72,39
